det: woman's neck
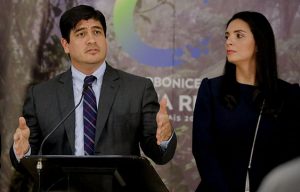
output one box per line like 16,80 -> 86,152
235,64 -> 256,85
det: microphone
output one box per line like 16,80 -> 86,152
38,82 -> 89,155
35,82 -> 89,191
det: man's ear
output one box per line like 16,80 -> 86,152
60,38 -> 70,54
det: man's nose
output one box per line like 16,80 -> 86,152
87,32 -> 96,44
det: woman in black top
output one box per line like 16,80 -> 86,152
192,11 -> 300,192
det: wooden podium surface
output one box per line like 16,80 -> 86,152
21,155 -> 169,192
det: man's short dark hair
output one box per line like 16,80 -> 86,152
59,5 -> 107,42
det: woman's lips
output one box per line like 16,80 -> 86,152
227,50 -> 236,54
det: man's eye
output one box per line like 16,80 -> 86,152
94,30 -> 102,35
77,32 -> 85,37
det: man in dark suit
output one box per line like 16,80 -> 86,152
10,4 -> 176,175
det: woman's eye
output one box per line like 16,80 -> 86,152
236,33 -> 244,39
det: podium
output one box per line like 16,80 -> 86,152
20,155 -> 169,192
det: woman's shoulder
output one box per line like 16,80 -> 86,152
201,75 -> 223,88
277,79 -> 300,107
198,76 -> 224,97
277,79 -> 300,94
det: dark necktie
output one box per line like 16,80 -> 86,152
83,75 -> 97,155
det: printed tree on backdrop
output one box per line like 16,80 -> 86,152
0,1 -> 79,192
33,0 -> 79,85
0,1 -> 13,191
276,0 -> 300,83
0,0 -> 48,191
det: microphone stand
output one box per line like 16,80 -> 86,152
36,83 -> 88,191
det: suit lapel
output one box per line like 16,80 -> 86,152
56,69 -> 76,153
95,65 -> 120,145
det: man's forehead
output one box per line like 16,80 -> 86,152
73,19 -> 103,30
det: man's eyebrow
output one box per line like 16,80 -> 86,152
92,26 -> 103,30
74,27 -> 86,33
74,25 -> 103,33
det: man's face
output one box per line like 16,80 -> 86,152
61,19 -> 107,73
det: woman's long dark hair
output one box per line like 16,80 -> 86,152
221,11 -> 280,116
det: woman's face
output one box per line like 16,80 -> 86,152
225,19 -> 256,68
